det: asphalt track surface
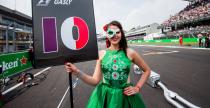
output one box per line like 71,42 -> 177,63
2,42 -> 210,108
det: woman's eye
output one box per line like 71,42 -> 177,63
108,31 -> 114,35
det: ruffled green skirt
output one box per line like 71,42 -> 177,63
87,82 -> 146,108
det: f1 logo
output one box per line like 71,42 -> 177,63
37,0 -> 51,6
42,17 -> 89,53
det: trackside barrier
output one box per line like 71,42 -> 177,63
133,65 -> 201,108
0,51 -> 33,107
0,51 -> 32,79
2,67 -> 51,95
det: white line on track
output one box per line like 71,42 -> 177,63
57,86 -> 69,108
143,50 -> 179,55
34,67 -> 51,77
2,67 -> 51,95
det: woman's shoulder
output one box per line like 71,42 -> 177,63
126,48 -> 137,61
127,48 -> 142,60
98,50 -> 106,60
126,48 -> 137,56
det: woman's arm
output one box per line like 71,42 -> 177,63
130,49 -> 151,90
65,50 -> 105,86
124,48 -> 151,96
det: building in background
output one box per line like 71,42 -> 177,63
125,23 -> 162,40
0,5 -> 32,53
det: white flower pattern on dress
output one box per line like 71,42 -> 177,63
102,50 -> 131,82
112,72 -> 119,80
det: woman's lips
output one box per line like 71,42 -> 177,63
111,36 -> 119,41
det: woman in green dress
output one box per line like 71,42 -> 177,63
65,21 -> 151,108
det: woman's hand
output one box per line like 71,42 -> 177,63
123,86 -> 140,96
65,62 -> 80,75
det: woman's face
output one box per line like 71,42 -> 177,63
107,25 -> 122,45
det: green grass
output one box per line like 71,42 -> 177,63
129,42 -> 199,47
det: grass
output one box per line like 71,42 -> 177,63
129,42 -> 199,47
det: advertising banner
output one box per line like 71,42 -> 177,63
0,51 -> 32,79
32,0 -> 98,67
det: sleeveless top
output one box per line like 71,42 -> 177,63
86,49 -> 146,108
101,49 -> 131,88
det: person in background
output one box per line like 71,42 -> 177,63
28,46 -> 35,68
179,35 -> 183,46
208,33 -> 210,48
198,33 -> 202,47
201,34 -> 206,47
205,34 -> 210,48
65,21 -> 151,108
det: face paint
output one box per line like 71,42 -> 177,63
106,28 -> 120,38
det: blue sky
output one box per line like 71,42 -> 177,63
0,0 -> 188,34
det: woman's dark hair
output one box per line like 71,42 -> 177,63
106,21 -> 128,54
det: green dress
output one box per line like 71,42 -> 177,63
86,49 -> 146,108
